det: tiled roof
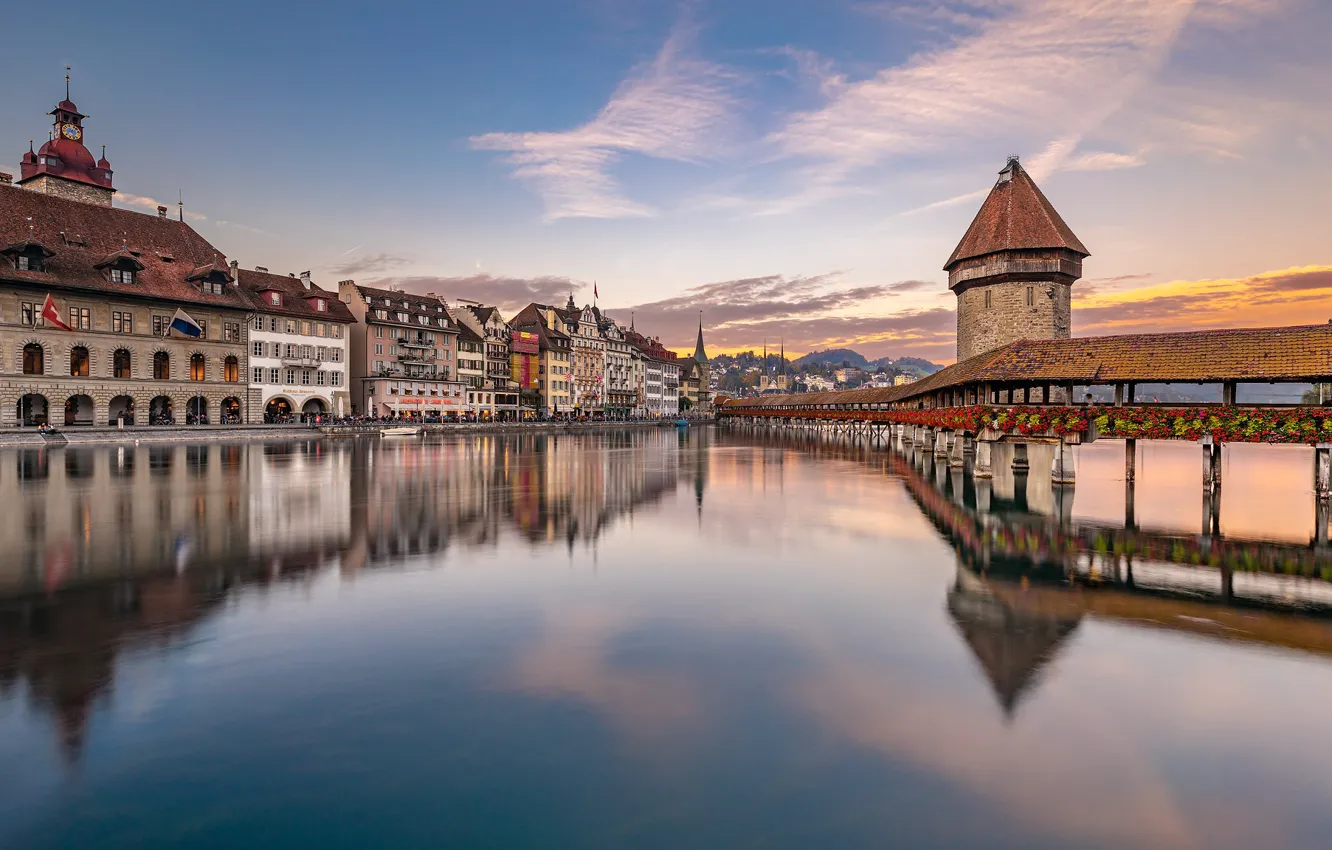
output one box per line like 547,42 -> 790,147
945,159 -> 1089,270
355,284 -> 455,329
0,185 -> 253,310
238,268 -> 356,324
724,324 -> 1332,409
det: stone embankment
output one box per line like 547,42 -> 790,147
0,418 -> 714,447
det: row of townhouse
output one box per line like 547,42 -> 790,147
0,89 -> 710,425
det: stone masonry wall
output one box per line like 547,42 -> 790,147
956,279 -> 1071,362
21,175 -> 114,207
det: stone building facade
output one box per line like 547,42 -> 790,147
945,157 -> 1089,363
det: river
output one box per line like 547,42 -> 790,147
1,428 -> 1331,849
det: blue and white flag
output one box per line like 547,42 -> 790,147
168,308 -> 203,338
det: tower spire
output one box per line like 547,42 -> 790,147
65,66 -> 70,100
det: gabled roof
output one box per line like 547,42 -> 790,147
945,158 -> 1089,270
237,268 -> 356,324
0,184 -> 252,310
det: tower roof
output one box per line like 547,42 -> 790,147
944,157 -> 1088,271
693,315 -> 708,364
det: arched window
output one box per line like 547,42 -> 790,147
190,353 -> 206,382
70,345 -> 89,377
113,348 -> 132,379
153,351 -> 170,380
22,343 -> 44,375
223,355 -> 239,383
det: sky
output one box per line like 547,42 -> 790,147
1,0 -> 1330,363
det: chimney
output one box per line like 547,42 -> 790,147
157,205 -> 168,218
300,270 -> 312,290
255,266 -> 268,272
0,173 -> 12,185
228,259 -> 239,284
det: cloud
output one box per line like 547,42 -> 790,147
1073,265 -> 1332,335
118,192 -> 207,222
367,273 -> 585,312
613,272 -> 955,360
325,253 -> 412,277
762,0 -> 1274,213
471,16 -> 740,220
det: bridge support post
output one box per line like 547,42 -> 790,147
1011,441 -> 1029,472
1315,444 -> 1331,502
1201,436 -> 1222,492
973,439 -> 994,479
917,426 -> 932,450
948,433 -> 966,468
934,429 -> 949,459
1125,477 -> 1136,529
1052,439 -> 1076,485
1316,500 -> 1330,547
1125,438 -> 1136,483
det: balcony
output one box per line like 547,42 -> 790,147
398,350 -> 437,362
280,356 -> 323,368
397,338 -> 434,349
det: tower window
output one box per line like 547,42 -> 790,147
984,290 -> 992,309
1026,286 -> 1034,306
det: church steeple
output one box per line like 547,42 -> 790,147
17,77 -> 115,206
693,312 -> 708,365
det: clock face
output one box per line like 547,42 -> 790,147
61,123 -> 81,141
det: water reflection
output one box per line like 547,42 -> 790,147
4,427 -> 1332,850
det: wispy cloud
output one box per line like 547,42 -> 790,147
118,192 -> 207,222
326,252 -> 412,278
471,16 -> 740,220
763,0 -> 1265,213
369,273 -> 585,312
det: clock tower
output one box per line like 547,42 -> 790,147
18,80 -> 116,207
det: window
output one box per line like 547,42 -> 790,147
332,325 -> 342,339
20,302 -> 37,326
373,360 -> 383,373
252,315 -> 264,331
302,321 -> 312,335
196,320 -> 208,339
375,327 -> 385,338
285,343 -> 298,358
18,254 -> 44,272
374,343 -> 383,355
317,323 -> 328,337
224,356 -> 239,383
69,307 -> 91,330
110,268 -> 135,284
314,299 -> 326,312
285,319 -> 296,334
269,367 -> 280,383
153,351 -> 170,380
224,322 -> 240,342
112,311 -> 133,333
388,345 -> 396,355
205,281 -> 224,295
190,353 -> 206,381
984,290 -> 992,309
397,312 -> 408,323
286,369 -> 296,384
253,341 -> 265,357
253,367 -> 264,383
316,371 -> 326,386
331,372 -> 341,387
1026,286 -> 1034,307
316,346 -> 326,361
269,292 -> 282,306
113,348 -> 132,379
69,346 -> 90,377
301,345 -> 312,358
331,348 -> 342,363
153,315 -> 170,337
374,309 -> 387,321
269,317 -> 279,332
300,370 -> 311,386
23,343 -> 44,375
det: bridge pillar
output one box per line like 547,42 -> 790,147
1316,499 -> 1329,546
1125,477 -> 1136,529
975,477 -> 992,513
1201,436 -> 1222,492
934,429 -> 949,458
948,432 -> 966,468
1125,438 -> 1136,483
1052,439 -> 1076,485
1315,444 -> 1331,502
917,426 -> 932,450
1011,441 -> 1030,472
973,439 -> 994,479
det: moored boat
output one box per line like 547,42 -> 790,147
380,426 -> 422,437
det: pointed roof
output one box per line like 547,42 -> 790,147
693,316 -> 708,364
944,157 -> 1089,271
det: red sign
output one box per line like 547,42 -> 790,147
511,330 -> 540,355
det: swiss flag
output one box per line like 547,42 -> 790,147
40,294 -> 71,331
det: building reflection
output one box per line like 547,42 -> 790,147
722,430 -> 1332,718
0,430 -> 705,761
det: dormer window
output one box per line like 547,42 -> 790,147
17,254 -> 44,272
5,239 -> 55,273
313,298 -> 327,312
269,291 -> 282,306
397,312 -> 408,323
110,267 -> 135,284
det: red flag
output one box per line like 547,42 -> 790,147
594,282 -> 599,300
40,294 -> 71,331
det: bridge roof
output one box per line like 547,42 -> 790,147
724,323 -> 1332,409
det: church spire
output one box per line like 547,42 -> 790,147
693,311 -> 708,364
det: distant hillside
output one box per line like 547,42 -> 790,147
792,348 -> 871,369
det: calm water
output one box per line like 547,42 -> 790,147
3,428 -> 1332,849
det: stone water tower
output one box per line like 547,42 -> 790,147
945,157 -> 1089,362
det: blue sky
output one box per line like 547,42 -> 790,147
2,0 -> 1330,361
